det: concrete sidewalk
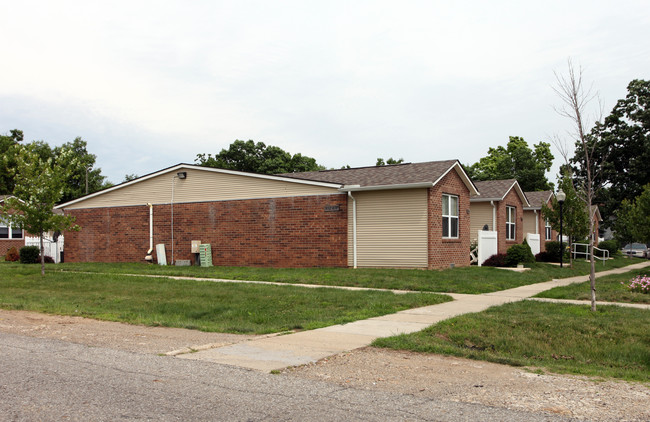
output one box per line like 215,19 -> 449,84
178,260 -> 650,372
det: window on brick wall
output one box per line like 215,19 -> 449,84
0,219 -> 23,239
506,206 -> 516,240
545,218 -> 552,240
442,194 -> 459,238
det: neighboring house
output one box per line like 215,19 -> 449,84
590,205 -> 602,247
56,160 -> 478,269
0,195 -> 26,257
470,179 -> 529,255
523,191 -> 557,253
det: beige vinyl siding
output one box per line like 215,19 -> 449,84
64,168 -> 340,209
523,210 -> 538,236
348,188 -> 428,268
469,202 -> 494,241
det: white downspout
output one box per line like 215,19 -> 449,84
490,201 -> 497,231
534,210 -> 539,234
171,176 -> 176,265
145,203 -> 153,261
348,191 -> 357,269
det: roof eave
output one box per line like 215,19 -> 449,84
56,163 -> 343,209
340,182 -> 434,192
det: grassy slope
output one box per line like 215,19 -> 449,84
0,265 -> 450,334
53,257 -> 640,294
536,266 -> 650,304
373,300 -> 650,382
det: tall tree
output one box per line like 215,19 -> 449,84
0,129 -> 23,194
53,137 -> 107,202
554,60 -> 602,311
376,157 -> 404,166
1,132 -> 54,195
196,140 -> 324,174
465,136 -> 554,191
573,79 -> 650,220
612,184 -> 650,245
1,144 -> 79,275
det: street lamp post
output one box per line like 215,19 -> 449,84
557,189 -> 566,268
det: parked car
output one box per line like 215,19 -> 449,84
622,243 -> 648,258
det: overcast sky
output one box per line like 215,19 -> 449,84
2,1 -> 649,184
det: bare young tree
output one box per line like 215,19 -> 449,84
553,59 -> 603,312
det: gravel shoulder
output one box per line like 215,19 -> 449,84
1,309 -> 648,421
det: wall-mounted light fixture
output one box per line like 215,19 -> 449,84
177,171 -> 187,179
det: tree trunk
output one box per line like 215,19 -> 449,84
589,228 -> 596,312
39,232 -> 45,276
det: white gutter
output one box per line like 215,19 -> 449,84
490,201 -> 497,231
340,182 -> 433,192
347,191 -> 357,269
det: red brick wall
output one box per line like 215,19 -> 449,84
63,194 -> 348,268
1,239 -> 26,257
1,206 -> 26,257
428,170 -> 471,269
496,188 -> 524,255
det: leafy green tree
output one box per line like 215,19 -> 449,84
465,136 -> 554,191
613,184 -> 650,244
1,144 -> 80,275
196,140 -> 324,174
53,137 -> 108,202
376,157 -> 404,166
0,130 -> 22,194
1,131 -> 54,195
542,171 -> 590,267
123,174 -> 139,182
573,79 -> 650,219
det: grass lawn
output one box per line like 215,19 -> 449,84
0,264 -> 450,334
53,257 -> 642,294
535,266 -> 650,304
373,301 -> 650,382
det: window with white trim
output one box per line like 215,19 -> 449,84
0,219 -> 23,239
545,218 -> 552,240
442,194 -> 459,238
506,206 -> 516,240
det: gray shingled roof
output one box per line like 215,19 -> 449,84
524,191 -> 553,209
471,179 -> 518,199
281,160 -> 462,188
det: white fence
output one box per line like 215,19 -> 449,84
477,230 -> 498,266
526,233 -> 541,256
25,235 -> 64,263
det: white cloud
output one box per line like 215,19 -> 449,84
1,0 -> 649,183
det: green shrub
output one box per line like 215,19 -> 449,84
5,247 -> 20,262
19,246 -> 40,264
39,255 -> 55,264
543,241 -> 570,263
597,239 -> 619,256
506,243 -> 535,267
482,253 -> 507,267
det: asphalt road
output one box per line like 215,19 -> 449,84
0,333 -> 573,421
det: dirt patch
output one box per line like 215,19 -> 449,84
0,309 -> 257,354
2,309 -> 648,421
283,347 -> 649,422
